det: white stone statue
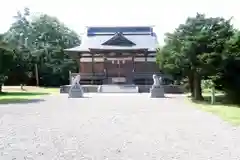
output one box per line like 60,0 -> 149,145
68,74 -> 84,98
153,74 -> 160,86
150,74 -> 165,98
159,76 -> 163,85
71,75 -> 80,85
72,75 -> 81,85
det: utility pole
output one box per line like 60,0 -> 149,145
35,64 -> 39,86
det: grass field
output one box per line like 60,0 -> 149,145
0,86 -> 59,104
188,92 -> 240,126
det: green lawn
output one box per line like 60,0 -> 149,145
0,86 -> 59,104
188,92 -> 240,126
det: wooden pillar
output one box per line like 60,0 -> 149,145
145,52 -> 148,85
132,54 -> 135,72
91,53 -> 94,84
132,54 -> 135,84
78,54 -> 82,73
103,54 -> 106,75
91,53 -> 94,73
78,54 -> 81,84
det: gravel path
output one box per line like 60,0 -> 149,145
0,93 -> 240,160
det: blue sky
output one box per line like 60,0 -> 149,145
0,0 -> 239,45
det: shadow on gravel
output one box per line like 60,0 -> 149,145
68,96 -> 91,99
0,98 -> 45,105
150,96 -> 173,99
163,96 -> 173,98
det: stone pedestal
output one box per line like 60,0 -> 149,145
68,84 -> 84,98
150,85 -> 165,98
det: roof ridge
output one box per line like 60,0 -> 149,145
86,25 -> 155,28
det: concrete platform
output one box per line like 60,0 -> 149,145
98,84 -> 139,93
60,84 -> 184,94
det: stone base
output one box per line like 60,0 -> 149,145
150,85 -> 165,98
97,84 -> 139,93
68,85 -> 84,98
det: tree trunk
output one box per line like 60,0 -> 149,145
188,71 -> 194,97
193,72 -> 203,100
0,84 -> 2,93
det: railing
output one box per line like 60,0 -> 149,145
70,72 -> 172,79
73,72 -> 105,77
133,72 -> 172,79
70,72 -> 106,82
78,72 -> 165,79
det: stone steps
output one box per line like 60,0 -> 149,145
98,84 -> 139,93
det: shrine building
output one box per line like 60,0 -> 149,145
64,26 -> 165,85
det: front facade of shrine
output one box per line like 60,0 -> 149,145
64,26 -> 165,85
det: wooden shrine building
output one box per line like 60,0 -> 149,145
64,26 -> 167,85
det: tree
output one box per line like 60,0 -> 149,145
0,35 -> 14,92
214,30 -> 240,103
157,13 -> 234,100
28,14 -> 80,86
4,8 -> 81,87
4,8 -> 35,88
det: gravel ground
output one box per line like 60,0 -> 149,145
0,93 -> 240,160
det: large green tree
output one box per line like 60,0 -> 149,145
157,13 -> 234,100
214,30 -> 240,103
4,8 -> 81,87
0,35 -> 14,92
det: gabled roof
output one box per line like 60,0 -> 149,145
101,32 -> 136,46
64,26 -> 159,53
65,34 -> 158,52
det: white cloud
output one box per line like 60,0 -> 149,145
1,0 -> 240,44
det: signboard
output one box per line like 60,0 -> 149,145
112,77 -> 126,83
107,57 -> 132,61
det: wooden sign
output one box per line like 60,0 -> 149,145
112,77 -> 126,83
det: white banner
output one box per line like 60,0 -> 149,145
106,57 -> 132,61
112,77 -> 126,83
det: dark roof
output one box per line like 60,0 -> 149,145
64,26 -> 158,52
87,26 -> 153,36
102,32 -> 136,46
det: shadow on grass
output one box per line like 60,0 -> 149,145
0,92 -> 49,96
188,94 -> 240,126
189,94 -> 240,108
0,92 -> 49,104
0,98 -> 45,104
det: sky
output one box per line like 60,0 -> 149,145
0,0 -> 240,44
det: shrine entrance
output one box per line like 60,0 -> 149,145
105,57 -> 132,84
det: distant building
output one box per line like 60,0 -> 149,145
64,26 -> 164,85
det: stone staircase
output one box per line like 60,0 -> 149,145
98,84 -> 139,93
